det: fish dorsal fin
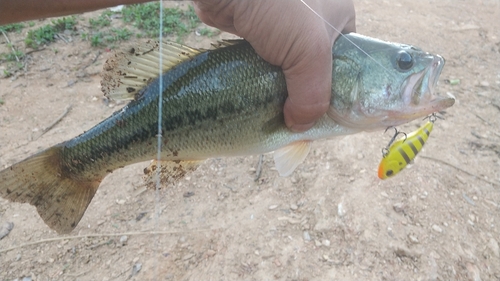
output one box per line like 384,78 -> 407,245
101,40 -> 202,101
273,141 -> 311,177
143,160 -> 203,189
209,39 -> 245,49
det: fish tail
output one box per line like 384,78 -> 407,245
0,146 -> 101,234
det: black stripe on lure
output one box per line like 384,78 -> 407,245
378,114 -> 440,179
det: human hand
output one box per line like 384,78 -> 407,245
194,0 -> 356,132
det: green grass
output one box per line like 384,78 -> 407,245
0,23 -> 24,33
122,3 -> 200,38
25,17 -> 76,48
89,10 -> 112,28
197,27 -> 219,37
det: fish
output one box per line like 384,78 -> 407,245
378,120 -> 434,179
0,33 -> 454,233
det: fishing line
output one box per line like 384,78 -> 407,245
154,0 -> 165,277
299,0 -> 392,74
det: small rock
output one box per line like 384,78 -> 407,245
408,234 -> 419,244
420,191 -> 428,199
357,153 -> 364,160
314,240 -> 322,247
22,277 -> 32,281
268,205 -> 278,210
487,238 -> 499,258
394,246 -> 421,258
131,263 -> 142,276
381,192 -> 389,198
337,203 -> 346,217
120,235 -> 128,246
323,255 -> 329,261
432,224 -> 443,233
290,204 -> 298,211
303,231 -> 311,241
322,239 -> 331,247
0,222 -> 14,240
116,199 -> 126,205
206,250 -> 216,257
480,81 -> 490,87
393,203 -> 405,213
182,253 -> 194,261
254,250 -> 259,256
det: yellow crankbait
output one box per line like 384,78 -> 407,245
378,116 -> 437,179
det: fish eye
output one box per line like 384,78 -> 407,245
396,51 -> 414,71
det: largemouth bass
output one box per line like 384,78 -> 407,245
0,33 -> 454,233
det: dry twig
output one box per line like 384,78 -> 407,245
1,30 -> 19,62
35,105 -> 72,140
420,155 -> 500,187
0,229 -> 210,254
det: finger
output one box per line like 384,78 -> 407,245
283,37 -> 332,132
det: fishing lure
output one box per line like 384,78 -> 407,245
378,115 -> 438,179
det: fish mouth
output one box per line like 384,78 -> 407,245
397,54 -> 455,121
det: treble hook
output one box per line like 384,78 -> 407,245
381,126 -> 407,157
423,112 -> 444,123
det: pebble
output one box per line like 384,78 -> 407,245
290,204 -> 298,211
337,203 -> 346,217
303,231 -> 311,241
357,153 -> 364,160
322,239 -> 331,247
408,234 -> 419,244
420,191 -> 428,199
119,235 -> 128,246
432,224 -> 443,233
131,263 -> 142,276
268,205 -> 278,210
380,192 -> 389,198
0,222 -> 14,240
480,81 -> 490,87
182,253 -> 194,261
206,250 -> 216,257
393,203 -> 405,213
488,238 -> 499,258
314,240 -> 322,247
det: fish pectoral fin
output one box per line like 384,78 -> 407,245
0,146 -> 101,234
101,40 -> 203,101
143,160 -> 204,189
273,141 -> 311,177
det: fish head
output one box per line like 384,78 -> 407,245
328,34 -> 455,130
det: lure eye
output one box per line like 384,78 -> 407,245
385,170 -> 394,177
396,51 -> 414,71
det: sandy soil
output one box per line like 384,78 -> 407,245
1,0 -> 500,280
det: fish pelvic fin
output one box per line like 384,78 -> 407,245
143,160 -> 203,190
0,147 -> 101,234
101,40 -> 203,101
273,141 -> 311,177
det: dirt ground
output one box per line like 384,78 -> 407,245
1,0 -> 500,280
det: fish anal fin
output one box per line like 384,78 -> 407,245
0,147 -> 101,234
101,40 -> 203,101
143,160 -> 203,189
273,141 -> 311,177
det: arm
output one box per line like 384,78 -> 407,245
0,0 -> 152,25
